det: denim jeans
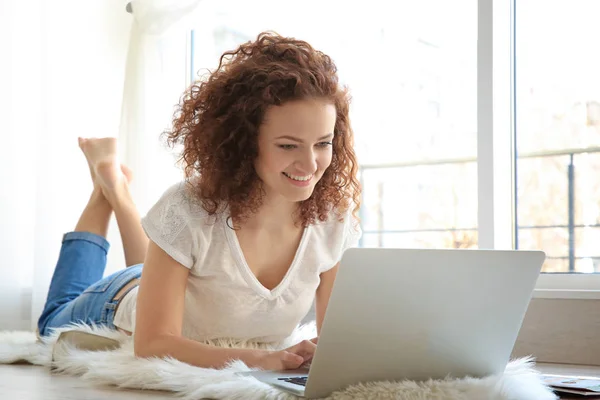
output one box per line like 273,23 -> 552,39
37,231 -> 143,336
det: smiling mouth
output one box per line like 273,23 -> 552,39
282,172 -> 313,182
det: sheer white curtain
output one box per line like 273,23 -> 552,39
0,0 -> 202,331
118,0 -> 204,216
0,0 -> 41,331
0,0 -> 132,331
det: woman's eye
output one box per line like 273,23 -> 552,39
278,144 -> 296,150
317,141 -> 333,147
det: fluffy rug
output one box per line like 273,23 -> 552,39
0,323 -> 557,400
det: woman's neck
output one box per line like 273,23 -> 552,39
240,194 -> 300,231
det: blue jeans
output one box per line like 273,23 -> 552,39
37,231 -> 143,336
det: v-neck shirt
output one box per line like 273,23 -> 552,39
223,220 -> 311,300
113,181 -> 361,343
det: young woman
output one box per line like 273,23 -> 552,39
38,32 -> 361,371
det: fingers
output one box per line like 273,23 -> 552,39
281,351 -> 304,369
279,340 -> 318,370
310,337 -> 318,344
287,340 -> 317,359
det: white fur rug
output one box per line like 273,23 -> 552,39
0,323 -> 557,400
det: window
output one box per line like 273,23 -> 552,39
516,0 -> 600,274
189,0 -> 600,291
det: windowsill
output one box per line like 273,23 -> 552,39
533,289 -> 600,300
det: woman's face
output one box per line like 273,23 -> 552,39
254,98 -> 337,203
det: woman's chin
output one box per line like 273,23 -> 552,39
265,177 -> 319,203
285,193 -> 312,203
282,187 -> 315,203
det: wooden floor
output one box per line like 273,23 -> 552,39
0,364 -> 177,400
1,362 -> 598,399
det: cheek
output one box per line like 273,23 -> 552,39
318,151 -> 333,170
258,151 -> 286,175
254,154 -> 272,181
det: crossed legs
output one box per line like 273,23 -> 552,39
37,138 -> 148,336
76,137 -> 148,267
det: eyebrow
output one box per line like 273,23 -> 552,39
275,133 -> 334,143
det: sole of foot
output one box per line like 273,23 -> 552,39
78,137 -> 134,185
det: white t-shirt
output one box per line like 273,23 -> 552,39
113,181 -> 361,343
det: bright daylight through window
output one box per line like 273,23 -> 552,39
190,0 -> 600,276
516,0 -> 600,274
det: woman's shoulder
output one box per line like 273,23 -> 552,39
311,206 -> 361,237
306,206 -> 362,269
153,180 -> 215,221
142,180 -> 224,251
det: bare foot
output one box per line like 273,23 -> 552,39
121,164 -> 133,183
78,137 -> 131,189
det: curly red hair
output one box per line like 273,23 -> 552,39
164,31 -> 360,226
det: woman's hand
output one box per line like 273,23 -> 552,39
250,340 -> 317,370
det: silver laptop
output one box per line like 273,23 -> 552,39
241,248 -> 545,399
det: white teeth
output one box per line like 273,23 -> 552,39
284,172 -> 312,182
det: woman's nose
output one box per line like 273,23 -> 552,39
297,149 -> 318,173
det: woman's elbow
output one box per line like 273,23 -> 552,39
133,334 -> 160,358
133,338 -> 149,358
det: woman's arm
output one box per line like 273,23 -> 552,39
133,240 -> 315,370
315,263 -> 340,335
134,240 -> 264,368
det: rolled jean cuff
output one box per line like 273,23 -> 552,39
62,231 -> 110,253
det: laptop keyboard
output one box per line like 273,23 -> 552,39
278,376 -> 308,387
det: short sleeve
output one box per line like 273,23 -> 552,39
341,210 -> 362,255
141,182 -> 197,269
322,208 -> 362,273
